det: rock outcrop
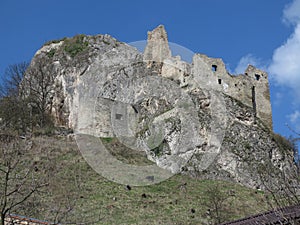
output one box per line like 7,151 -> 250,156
25,25 -> 295,189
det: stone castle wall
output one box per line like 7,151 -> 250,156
195,54 -> 272,130
146,25 -> 272,130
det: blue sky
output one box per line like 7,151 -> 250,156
0,0 -> 299,145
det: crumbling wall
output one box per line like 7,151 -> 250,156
190,54 -> 272,130
144,25 -> 272,130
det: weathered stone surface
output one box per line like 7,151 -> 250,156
185,94 -> 293,189
144,25 -> 171,63
24,25 -> 294,189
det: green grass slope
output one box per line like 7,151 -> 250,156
4,135 -> 272,225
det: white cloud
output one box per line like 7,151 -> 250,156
268,25 -> 300,87
233,54 -> 263,75
283,0 -> 300,25
287,110 -> 300,132
268,0 -> 300,101
288,110 -> 300,123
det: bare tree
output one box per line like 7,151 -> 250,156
287,124 -> 300,168
0,62 -> 29,97
0,58 -> 57,130
0,62 -> 30,133
22,56 -> 57,128
254,134 -> 300,216
202,183 -> 231,224
0,134 -> 47,225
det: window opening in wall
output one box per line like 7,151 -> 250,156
218,79 -> 222,84
255,74 -> 260,81
115,114 -> 123,120
212,65 -> 217,72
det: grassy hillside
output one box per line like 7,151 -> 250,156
2,135 -> 272,225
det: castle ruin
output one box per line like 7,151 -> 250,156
25,24 -> 293,189
144,25 -> 272,130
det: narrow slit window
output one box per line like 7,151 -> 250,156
218,79 -> 222,84
252,86 -> 257,123
212,65 -> 217,72
131,105 -> 138,114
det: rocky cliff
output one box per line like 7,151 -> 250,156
25,25 -> 296,189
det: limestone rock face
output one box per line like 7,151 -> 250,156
25,25 -> 295,189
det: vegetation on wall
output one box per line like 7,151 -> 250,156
63,34 -> 89,58
43,37 -> 67,47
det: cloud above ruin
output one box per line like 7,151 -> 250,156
234,54 -> 264,75
268,0 -> 300,100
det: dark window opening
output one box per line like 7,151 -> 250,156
218,79 -> 222,84
255,74 -> 261,81
212,65 -> 217,72
115,114 -> 123,120
234,83 -> 237,87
